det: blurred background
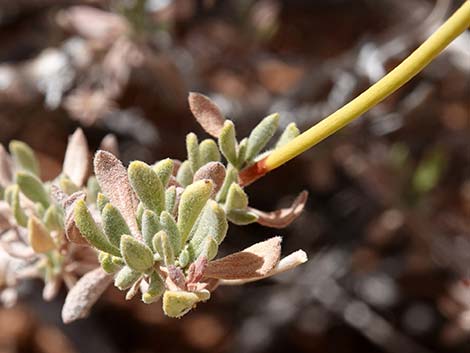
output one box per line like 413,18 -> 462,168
0,0 -> 469,352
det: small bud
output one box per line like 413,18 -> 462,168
177,179 -> 213,244
152,231 -> 175,266
74,199 -> 120,256
175,161 -> 193,187
152,158 -> 174,187
128,161 -> 165,215
199,139 -> 221,165
16,172 -> 50,208
28,216 -> 56,253
141,209 -> 160,249
9,140 -> 40,176
96,193 -> 109,213
120,235 -> 154,272
218,120 -> 238,166
142,271 -> 165,304
102,203 -> 131,247
162,290 -> 210,318
225,183 -> 248,211
114,266 -> 141,290
245,113 -> 279,162
276,122 -> 299,148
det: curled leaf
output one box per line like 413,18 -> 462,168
63,128 -> 89,187
62,267 -> 113,324
189,92 -> 225,138
249,190 -> 308,229
203,237 -> 282,280
94,151 -> 140,239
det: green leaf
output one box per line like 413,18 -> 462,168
218,120 -> 238,166
215,164 -> 238,203
141,209 -> 160,249
16,172 -> 50,208
152,230 -> 175,266
177,179 -> 213,244
102,203 -> 131,248
120,235 -> 154,272
245,113 -> 279,161
96,193 -> 109,213
178,248 -> 190,268
9,140 -> 39,176
43,204 -> 64,232
199,139 -> 221,165
7,185 -> 27,227
152,158 -> 174,187
186,133 -> 200,173
160,211 -> 181,255
225,183 -> 248,211
128,161 -> 165,214
227,209 -> 259,225
142,271 -> 165,304
236,138 -> 248,168
74,199 -> 120,256
188,200 -> 227,261
275,122 -> 299,148
165,186 -> 177,214
86,176 -> 101,204
162,290 -> 210,318
175,160 -> 193,187
114,266 -> 141,290
99,252 -> 120,273
199,236 -> 218,261
59,175 -> 80,195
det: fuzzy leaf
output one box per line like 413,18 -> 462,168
160,211 -> 181,255
99,252 -> 120,273
188,200 -> 227,261
94,151 -> 140,239
152,230 -> 175,266
102,203 -> 131,247
164,186 -> 177,215
142,271 -> 165,304
188,92 -> 225,138
227,209 -> 259,225
62,267 -> 113,324
249,191 -> 308,228
120,235 -> 154,272
215,165 -> 238,203
74,199 -> 120,256
8,185 -> 27,227
177,179 -> 213,244
56,188 -> 89,245
236,138 -> 248,168
186,133 -> 200,173
245,113 -> 279,162
200,236 -> 218,261
96,193 -> 109,213
114,266 -> 141,290
86,176 -> 100,204
43,204 -> 64,232
141,209 -> 160,249
28,216 -> 55,253
16,172 -> 50,208
203,236 -> 281,279
152,158 -> 174,187
59,175 -> 80,195
199,139 -> 221,165
225,183 -> 248,210
128,161 -> 165,215
9,140 -> 39,176
175,160 -> 193,187
63,128 -> 89,187
218,120 -> 238,166
275,122 -> 300,148
162,290 -> 210,318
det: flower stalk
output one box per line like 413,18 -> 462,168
239,0 -> 470,186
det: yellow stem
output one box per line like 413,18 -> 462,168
264,1 -> 470,172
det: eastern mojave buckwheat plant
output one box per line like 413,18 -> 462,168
0,93 -> 309,323
0,0 -> 469,326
